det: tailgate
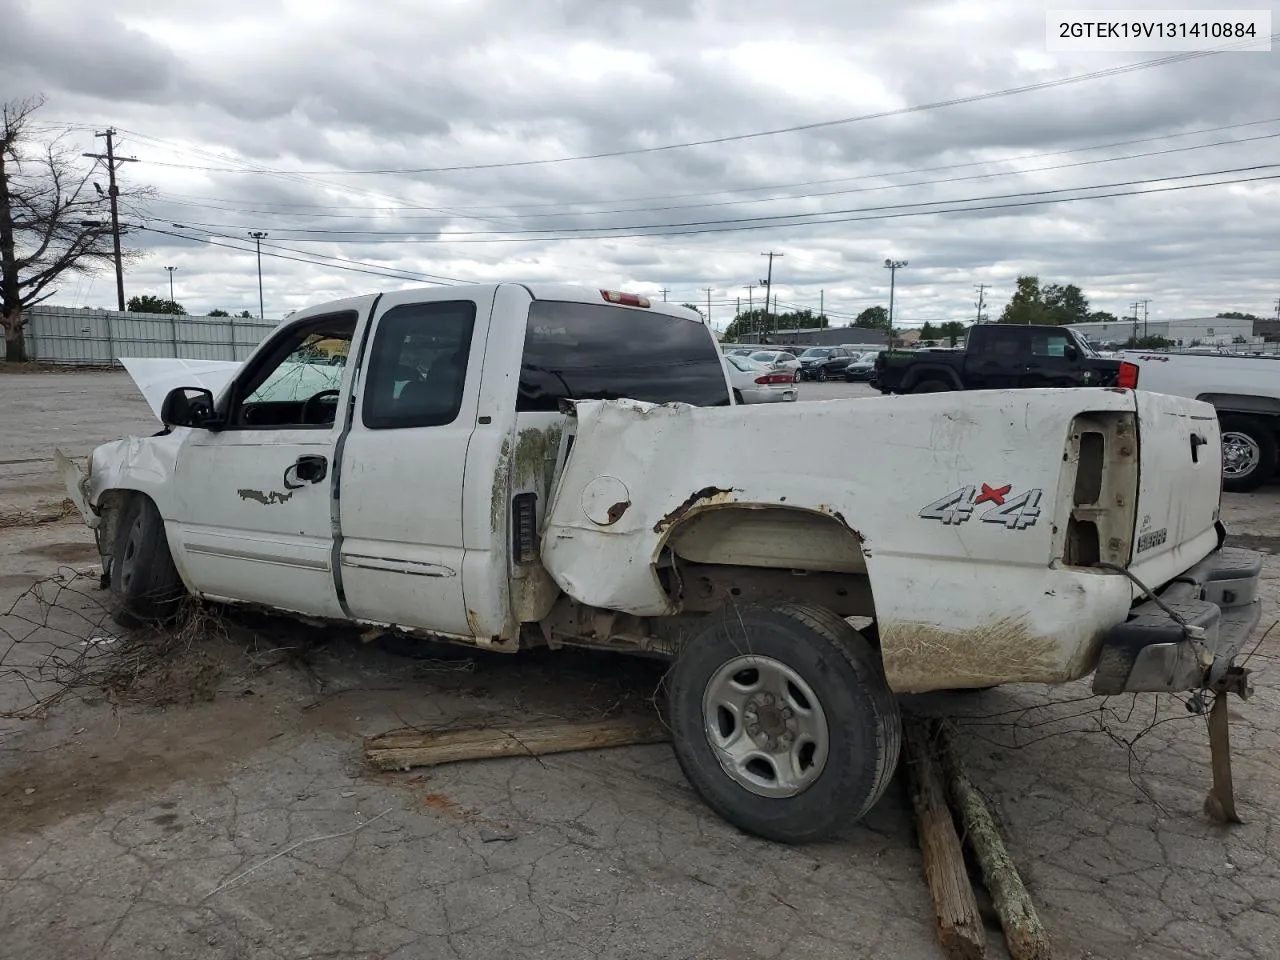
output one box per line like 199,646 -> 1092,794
1128,390 -> 1222,581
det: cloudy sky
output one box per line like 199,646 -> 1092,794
3,0 -> 1278,329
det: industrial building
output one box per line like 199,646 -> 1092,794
1069,316 -> 1254,347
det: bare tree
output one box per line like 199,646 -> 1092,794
0,96 -> 121,362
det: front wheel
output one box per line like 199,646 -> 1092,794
667,601 -> 901,844
109,494 -> 185,628
817,368 -> 828,382
1221,415 -> 1278,493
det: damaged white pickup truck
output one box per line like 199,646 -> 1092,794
61,283 -> 1262,842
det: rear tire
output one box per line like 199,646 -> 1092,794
1220,415 -> 1278,493
910,379 -> 951,393
667,601 -> 901,844
109,494 -> 185,628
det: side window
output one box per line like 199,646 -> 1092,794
1031,333 -> 1069,358
362,301 -> 476,429
977,329 -> 1026,362
230,312 -> 356,428
517,300 -> 731,410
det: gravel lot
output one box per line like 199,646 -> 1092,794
2,369 -> 1278,960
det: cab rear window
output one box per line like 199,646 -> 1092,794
517,300 -> 731,410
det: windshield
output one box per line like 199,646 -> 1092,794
799,348 -> 829,358
749,351 -> 776,361
1067,328 -> 1099,357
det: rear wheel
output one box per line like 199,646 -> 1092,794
910,379 -> 951,393
667,601 -> 901,844
109,494 -> 185,628
1220,415 -> 1278,493
792,370 -> 801,383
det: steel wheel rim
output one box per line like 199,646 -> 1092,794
701,654 -> 830,798
1222,431 -> 1260,478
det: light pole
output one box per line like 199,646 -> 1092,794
884,259 -> 908,329
248,231 -> 268,318
165,266 -> 177,306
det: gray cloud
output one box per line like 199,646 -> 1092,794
3,0 -> 1277,325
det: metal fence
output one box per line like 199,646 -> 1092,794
26,306 -> 277,365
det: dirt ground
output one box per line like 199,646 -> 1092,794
2,370 -> 1279,960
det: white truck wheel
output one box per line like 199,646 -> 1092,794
666,601 -> 901,844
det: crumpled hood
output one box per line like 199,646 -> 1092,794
120,357 -> 242,420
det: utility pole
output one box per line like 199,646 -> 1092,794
249,231 -> 268,318
760,251 -> 783,336
744,284 -> 756,336
884,259 -> 908,329
82,129 -> 137,311
165,266 -> 177,305
658,287 -> 670,302
819,289 -> 825,322
702,287 -> 713,325
1130,301 -> 1141,342
1138,299 -> 1151,338
1273,297 -> 1280,321
974,283 -> 989,324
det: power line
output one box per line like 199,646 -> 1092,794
150,127 -> 1280,226
162,164 -> 1280,242
130,38 -> 1271,177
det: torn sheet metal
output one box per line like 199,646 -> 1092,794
540,390 -> 1223,692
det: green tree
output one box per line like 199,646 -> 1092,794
938,321 -> 967,346
721,307 -> 827,342
1042,283 -> 1089,324
237,310 -> 252,318
127,294 -> 186,315
853,306 -> 889,329
999,275 -> 1095,326
919,321 -> 938,340
1217,311 -> 1264,322
1087,310 -> 1117,323
208,308 -> 229,317
1123,335 -> 1172,349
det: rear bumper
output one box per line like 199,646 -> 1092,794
1092,544 -> 1264,695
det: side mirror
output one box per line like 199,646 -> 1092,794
1065,343 -> 1081,361
161,386 -> 217,428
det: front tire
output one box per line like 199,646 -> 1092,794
817,367 -> 828,382
1221,415 -> 1278,493
109,494 -> 185,628
667,601 -> 901,844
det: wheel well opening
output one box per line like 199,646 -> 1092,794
657,505 -> 875,619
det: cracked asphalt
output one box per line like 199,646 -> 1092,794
2,370 -> 1278,960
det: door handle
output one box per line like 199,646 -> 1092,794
283,454 -> 328,489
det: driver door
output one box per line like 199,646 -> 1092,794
167,309 -> 360,618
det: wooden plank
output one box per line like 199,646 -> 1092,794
937,721 -> 1052,960
903,717 -> 986,960
365,716 -> 671,771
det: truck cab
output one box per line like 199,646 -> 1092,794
875,324 -> 1120,393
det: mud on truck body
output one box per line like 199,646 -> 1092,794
61,283 -> 1263,843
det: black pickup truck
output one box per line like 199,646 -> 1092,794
872,324 -> 1121,394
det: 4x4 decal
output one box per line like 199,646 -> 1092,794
919,484 -> 1042,529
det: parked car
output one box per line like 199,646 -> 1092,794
1118,350 -> 1280,492
844,351 -> 880,382
59,282 -> 1260,845
872,324 -> 1120,394
723,354 -> 798,403
748,350 -> 801,381
797,346 -> 857,381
